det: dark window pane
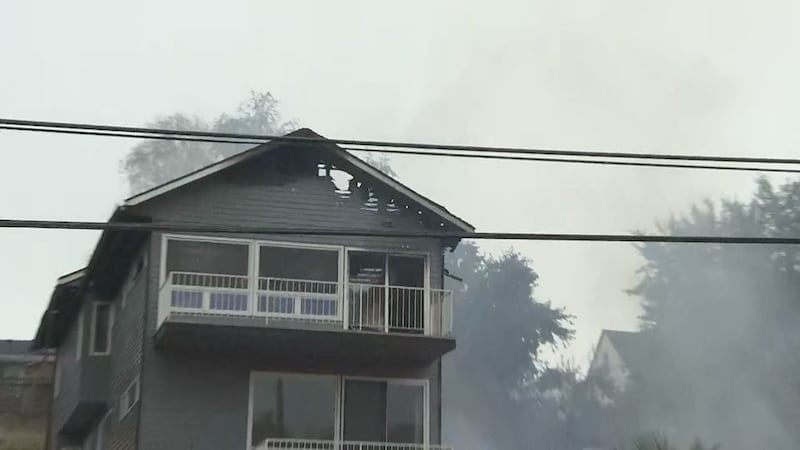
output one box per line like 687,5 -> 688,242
250,374 -> 336,446
343,380 -> 387,442
388,256 -> 424,288
349,252 -> 386,285
387,384 -> 424,443
93,304 -> 111,353
166,240 -> 249,276
259,247 -> 339,281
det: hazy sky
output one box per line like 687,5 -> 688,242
2,0 -> 798,364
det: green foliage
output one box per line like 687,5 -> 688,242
120,91 -> 296,194
442,242 -> 573,450
611,177 -> 800,450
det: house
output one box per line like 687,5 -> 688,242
588,330 -> 645,392
0,340 -> 54,450
33,128 -> 473,450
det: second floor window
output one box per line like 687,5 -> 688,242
90,303 -> 112,355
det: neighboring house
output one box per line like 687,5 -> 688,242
0,340 -> 54,450
33,128 -> 473,450
588,330 -> 644,392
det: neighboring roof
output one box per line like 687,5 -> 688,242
124,128 -> 474,232
0,340 -> 34,355
603,330 -> 641,363
31,268 -> 87,350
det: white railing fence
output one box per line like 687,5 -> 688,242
258,277 -> 340,321
257,439 -> 453,450
346,284 -> 453,336
158,272 -> 453,337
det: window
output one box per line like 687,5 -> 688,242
122,254 -> 147,308
119,377 -> 139,421
249,373 -> 337,447
76,311 -> 83,361
90,303 -> 113,355
343,379 -> 426,444
347,252 -> 427,333
258,246 -> 340,317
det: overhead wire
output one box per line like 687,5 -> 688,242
2,123 -> 800,174
0,219 -> 797,244
4,118 -> 800,167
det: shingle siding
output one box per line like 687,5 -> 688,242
133,161 -> 446,449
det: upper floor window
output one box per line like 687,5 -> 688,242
90,303 -> 113,355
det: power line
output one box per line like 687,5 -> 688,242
0,219 -> 798,244
3,117 -> 800,167
2,124 -> 800,174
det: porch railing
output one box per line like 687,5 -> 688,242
158,271 -> 453,337
255,439 -> 453,450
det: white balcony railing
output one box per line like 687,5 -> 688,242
256,439 -> 453,450
157,272 -> 453,337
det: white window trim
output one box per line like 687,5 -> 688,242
76,311 -> 83,361
161,234 -> 432,329
89,302 -> 113,356
245,372 -> 429,450
119,376 -> 140,421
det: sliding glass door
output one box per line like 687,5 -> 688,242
347,251 -> 427,333
342,379 -> 426,445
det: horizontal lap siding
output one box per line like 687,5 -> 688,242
108,248 -> 147,450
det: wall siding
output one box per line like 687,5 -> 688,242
107,245 -> 148,450
133,158 -> 448,450
50,305 -> 83,445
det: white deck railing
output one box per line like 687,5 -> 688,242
256,439 -> 453,450
158,271 -> 453,337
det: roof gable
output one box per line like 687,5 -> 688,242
124,128 -> 473,232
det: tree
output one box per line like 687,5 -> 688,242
610,177 -> 800,450
442,242 -> 573,450
120,91 -> 296,194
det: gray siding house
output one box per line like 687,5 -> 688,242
33,129 -> 473,450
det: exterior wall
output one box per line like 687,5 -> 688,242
0,356 -> 53,450
107,245 -> 149,450
50,308 -> 82,440
589,335 -> 629,391
133,158 -> 449,450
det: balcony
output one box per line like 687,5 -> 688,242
256,440 -> 452,450
158,272 -> 452,336
153,236 -> 455,363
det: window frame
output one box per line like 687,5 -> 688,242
89,302 -> 113,356
340,376 -> 430,446
245,372 -> 430,450
118,376 -> 140,422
